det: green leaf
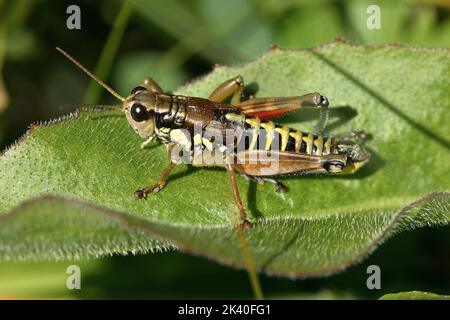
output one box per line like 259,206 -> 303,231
113,51 -> 188,94
0,41 -> 449,277
276,1 -> 345,49
379,291 -> 450,300
83,1 -> 133,104
274,0 -> 450,49
0,195 -> 170,261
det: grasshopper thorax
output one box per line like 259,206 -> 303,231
123,87 -> 157,139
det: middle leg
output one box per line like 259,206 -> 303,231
134,143 -> 176,199
242,174 -> 288,193
139,76 -> 164,94
208,75 -> 244,106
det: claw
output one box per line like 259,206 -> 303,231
242,219 -> 253,230
275,182 -> 288,193
134,188 -> 148,199
134,183 -> 163,199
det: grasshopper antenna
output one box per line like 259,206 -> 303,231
56,47 -> 125,102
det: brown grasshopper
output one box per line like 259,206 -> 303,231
57,47 -> 370,229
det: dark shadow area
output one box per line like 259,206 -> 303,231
310,51 -> 450,151
326,105 -> 358,132
260,231 -> 301,271
242,81 -> 260,100
165,165 -> 198,186
247,181 -> 264,220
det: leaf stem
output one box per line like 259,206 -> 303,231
83,1 -> 133,104
233,220 -> 264,300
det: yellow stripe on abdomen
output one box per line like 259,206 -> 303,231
275,126 -> 290,151
261,121 -> 275,151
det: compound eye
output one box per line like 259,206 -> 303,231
130,103 -> 149,122
131,86 -> 147,95
325,160 -> 344,173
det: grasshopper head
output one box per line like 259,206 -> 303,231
123,87 -> 157,139
55,48 -> 158,140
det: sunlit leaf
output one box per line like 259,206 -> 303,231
379,291 -> 450,300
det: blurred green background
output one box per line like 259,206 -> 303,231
0,0 -> 449,299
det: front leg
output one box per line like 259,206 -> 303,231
135,144 -> 175,199
225,163 -> 252,230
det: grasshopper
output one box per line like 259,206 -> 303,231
57,48 -> 370,229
